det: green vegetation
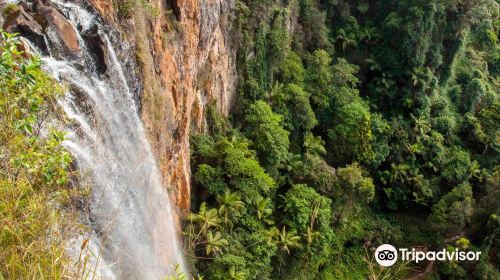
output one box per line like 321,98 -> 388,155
138,0 -> 161,17
187,0 -> 500,279
0,31 -> 82,278
116,0 -> 161,18
117,0 -> 135,18
2,3 -> 19,17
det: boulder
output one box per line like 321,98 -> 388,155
18,37 -> 33,58
2,5 -> 48,53
34,0 -> 80,55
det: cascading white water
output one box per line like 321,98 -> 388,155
23,1 -> 185,278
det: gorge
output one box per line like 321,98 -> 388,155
1,0 -> 499,279
3,0 -> 204,278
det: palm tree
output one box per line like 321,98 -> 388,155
269,226 -> 301,255
410,113 -> 431,137
187,203 -> 221,246
468,160 -> 483,181
359,26 -> 377,43
265,81 -> 284,105
303,133 -> 326,156
216,190 -> 244,227
335,29 -> 357,52
304,200 -> 321,245
389,163 -> 409,184
205,231 -> 228,256
268,226 -> 302,279
255,197 -> 274,225
409,169 -> 432,205
304,226 -> 320,246
279,153 -> 305,184
411,67 -> 429,89
357,2 -> 369,15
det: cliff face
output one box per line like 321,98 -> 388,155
90,0 -> 237,216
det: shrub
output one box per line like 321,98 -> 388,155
117,0 -> 134,18
0,31 -> 81,278
2,3 -> 19,17
138,0 -> 161,17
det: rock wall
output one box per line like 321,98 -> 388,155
2,0 -> 236,219
90,0 -> 237,216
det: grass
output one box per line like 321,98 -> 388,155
2,3 -> 19,17
0,180 -> 80,278
117,0 -> 161,18
0,31 -> 86,279
117,0 -> 134,18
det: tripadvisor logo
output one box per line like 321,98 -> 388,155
374,244 -> 482,267
375,244 -> 398,266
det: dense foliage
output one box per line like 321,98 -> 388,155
0,32 -> 82,278
187,0 -> 500,279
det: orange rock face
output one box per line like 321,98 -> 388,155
91,0 -> 236,218
89,0 -> 114,20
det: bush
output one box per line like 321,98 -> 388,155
0,31 -> 81,278
2,3 -> 19,17
117,0 -> 134,18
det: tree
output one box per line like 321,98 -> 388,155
216,190 -> 245,227
245,100 -> 290,172
411,113 -> 431,137
281,83 -> 318,137
334,28 -> 357,52
280,184 -> 335,278
331,58 -> 359,88
317,58 -> 374,164
206,231 -> 229,256
255,197 -> 274,225
187,0 -> 500,278
472,171 -> 500,240
283,184 -> 332,233
303,133 -> 326,157
267,9 -> 290,68
428,183 -> 475,235
269,226 -> 301,255
195,164 -> 227,195
389,163 -> 410,185
302,154 -> 337,196
442,147 -> 472,183
188,203 -> 222,243
472,261 -> 500,280
305,49 -> 333,109
460,78 -> 488,113
222,135 -> 276,199
476,101 -> 500,155
370,113 -> 392,167
297,0 -> 330,50
277,51 -> 305,85
327,97 -> 374,163
334,164 -> 375,224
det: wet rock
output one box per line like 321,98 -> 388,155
81,23 -> 107,75
34,0 -> 80,55
18,37 -> 33,58
88,0 -> 114,21
2,4 -> 48,53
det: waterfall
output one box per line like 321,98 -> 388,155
20,1 -> 185,278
